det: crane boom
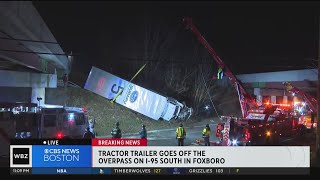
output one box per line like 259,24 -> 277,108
183,17 -> 257,118
283,82 -> 317,112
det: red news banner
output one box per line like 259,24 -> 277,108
92,138 -> 147,146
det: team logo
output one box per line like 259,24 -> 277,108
172,168 -> 181,174
130,91 -> 138,103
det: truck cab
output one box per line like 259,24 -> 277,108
161,98 -> 193,121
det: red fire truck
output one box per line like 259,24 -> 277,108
283,82 -> 317,130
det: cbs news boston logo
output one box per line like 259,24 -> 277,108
10,145 -> 32,168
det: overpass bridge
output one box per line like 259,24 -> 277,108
0,2 -> 71,104
236,68 -> 318,105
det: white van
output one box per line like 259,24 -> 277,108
0,103 -> 89,139
38,106 -> 89,139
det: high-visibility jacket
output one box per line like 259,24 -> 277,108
217,68 -> 223,79
202,127 -> 211,138
176,127 -> 186,139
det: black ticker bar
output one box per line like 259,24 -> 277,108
229,168 -> 310,175
10,139 -> 91,145
7,168 -> 311,175
109,168 -> 309,175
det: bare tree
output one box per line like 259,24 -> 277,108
164,63 -> 194,95
131,17 -> 178,90
190,64 -> 218,115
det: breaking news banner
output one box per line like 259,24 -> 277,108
9,138 -> 310,175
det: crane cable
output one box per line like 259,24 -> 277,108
200,70 -> 221,120
110,63 -> 147,103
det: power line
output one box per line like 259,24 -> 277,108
118,57 -> 213,64
0,46 -> 313,68
0,48 -> 210,64
0,48 -> 70,56
0,48 -> 212,65
0,36 -> 59,44
200,69 -> 221,119
0,29 -> 60,45
0,30 -> 75,56
0,48 -> 211,64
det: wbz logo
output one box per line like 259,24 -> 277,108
13,148 -> 29,164
10,145 -> 32,167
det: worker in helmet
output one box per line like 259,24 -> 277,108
62,73 -> 68,87
217,67 -> 224,79
176,123 -> 186,146
139,124 -> 147,139
89,118 -> 96,136
111,121 -> 122,138
202,124 -> 212,146
83,127 -> 95,139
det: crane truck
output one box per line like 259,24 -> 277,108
184,17 -> 300,145
283,82 -> 317,130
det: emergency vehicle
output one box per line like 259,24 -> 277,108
37,105 -> 89,139
184,18 -> 305,146
215,104 -> 299,146
0,102 -> 89,140
283,82 -> 317,130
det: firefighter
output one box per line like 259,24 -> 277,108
111,121 -> 122,138
62,73 -> 68,87
176,123 -> 186,146
89,118 -> 96,136
229,117 -> 235,140
217,67 -> 224,79
216,123 -> 224,143
139,124 -> 147,139
83,127 -> 95,139
202,124 -> 211,146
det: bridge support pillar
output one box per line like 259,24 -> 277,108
31,87 -> 45,106
271,96 -> 276,104
254,88 -> 262,106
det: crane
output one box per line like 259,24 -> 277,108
283,82 -> 317,129
283,82 -> 317,112
183,17 -> 258,118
